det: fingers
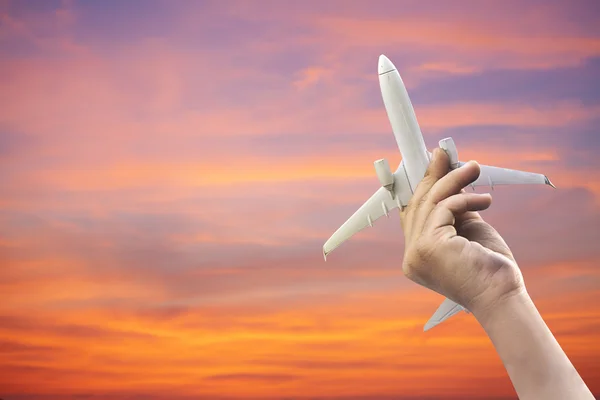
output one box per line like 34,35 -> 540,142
424,192 -> 492,233
428,161 -> 481,205
400,148 -> 450,233
410,161 -> 481,233
412,148 -> 451,203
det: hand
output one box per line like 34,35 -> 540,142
399,148 -> 526,316
400,149 -> 595,399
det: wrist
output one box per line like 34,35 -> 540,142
471,287 -> 532,329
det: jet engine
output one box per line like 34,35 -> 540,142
374,158 -> 394,192
439,137 -> 459,168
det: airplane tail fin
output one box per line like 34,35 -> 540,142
424,297 -> 466,331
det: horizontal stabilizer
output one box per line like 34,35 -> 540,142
424,297 -> 465,331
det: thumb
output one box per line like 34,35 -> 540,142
410,148 -> 451,203
427,147 -> 451,179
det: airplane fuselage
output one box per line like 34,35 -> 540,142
378,56 -> 430,193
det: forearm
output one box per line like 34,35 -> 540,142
474,290 -> 594,400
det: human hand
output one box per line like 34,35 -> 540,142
399,148 -> 526,317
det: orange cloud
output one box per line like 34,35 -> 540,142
1,259 -> 599,398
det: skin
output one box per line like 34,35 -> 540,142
399,148 -> 595,400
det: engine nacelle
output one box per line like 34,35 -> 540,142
439,137 -> 459,168
374,158 -> 394,191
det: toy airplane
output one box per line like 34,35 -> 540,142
323,54 -> 556,332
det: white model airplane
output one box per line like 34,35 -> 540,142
323,54 -> 556,332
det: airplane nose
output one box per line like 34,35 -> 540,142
378,54 -> 396,75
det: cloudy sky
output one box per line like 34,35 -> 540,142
1,0 -> 599,399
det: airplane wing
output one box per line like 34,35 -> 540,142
424,297 -> 466,331
458,162 -> 556,189
323,185 -> 402,260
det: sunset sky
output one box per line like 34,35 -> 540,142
1,0 -> 599,399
